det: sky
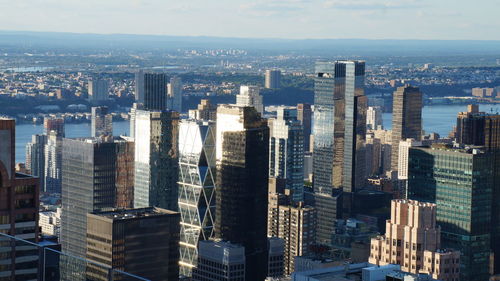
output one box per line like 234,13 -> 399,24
0,0 -> 498,40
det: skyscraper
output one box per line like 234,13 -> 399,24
313,60 -> 367,224
0,118 -> 40,280
168,76 -> 183,112
25,134 -> 47,190
408,145 -> 493,281
178,119 -> 216,277
366,106 -> 383,130
114,139 -> 135,208
134,110 -> 179,210
297,103 -> 312,152
277,203 -> 316,274
88,78 -> 109,102
86,208 -> 180,281
44,131 -> 62,193
369,199 -> 460,281
265,69 -> 281,89
236,85 -> 264,115
390,85 -> 423,172
269,107 -> 304,202
143,73 -> 168,110
188,99 -> 217,121
215,105 -> 269,281
135,69 -> 145,103
192,240 -> 246,281
60,138 -> 118,259
91,106 -> 113,137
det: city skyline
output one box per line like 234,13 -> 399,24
0,0 -> 498,40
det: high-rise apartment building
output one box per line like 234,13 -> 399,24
189,99 -> 217,121
135,69 -> 145,103
167,76 -> 183,112
25,134 -> 47,190
366,106 -> 383,130
192,240 -> 246,281
143,73 -> 168,110
297,103 -> 312,152
408,145 -> 493,281
278,203 -> 316,274
215,105 -> 269,281
134,110 -> 179,210
269,108 -> 304,202
397,139 -> 422,181
369,200 -> 460,281
455,104 -> 485,145
236,85 -> 264,114
43,117 -> 65,137
390,85 -> 422,172
313,60 -> 367,228
86,208 -> 180,281
44,131 -> 62,193
91,106 -> 113,137
178,119 -> 216,277
0,118 -> 40,280
265,69 -> 281,89
88,78 -> 109,102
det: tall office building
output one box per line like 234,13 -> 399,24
188,99 -> 217,121
129,103 -> 143,138
267,237 -> 285,278
455,104 -> 485,145
365,133 -> 382,177
408,145 -> 493,281
25,134 -> 47,190
236,85 -> 264,114
390,85 -> 422,172
114,139 -> 135,208
44,117 -> 65,137
86,208 -> 180,281
369,200 -> 460,281
277,203 -> 316,274
0,119 -> 40,280
297,103 -> 312,152
265,69 -> 281,89
88,78 -> 109,102
192,240 -> 246,281
143,73 -> 168,110
91,106 -> 113,137
178,119 -> 216,277
135,69 -> 145,103
313,60 -> 367,228
44,131 -> 62,193
60,138 -> 119,259
397,139 -> 422,181
134,110 -> 179,210
366,106 -> 383,130
215,105 -> 269,281
167,76 -> 183,112
269,108 -> 304,202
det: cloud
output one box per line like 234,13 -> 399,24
323,0 -> 424,10
239,0 -> 312,16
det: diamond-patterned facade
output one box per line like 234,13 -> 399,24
178,120 -> 216,277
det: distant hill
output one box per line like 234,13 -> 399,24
1,30 -> 500,56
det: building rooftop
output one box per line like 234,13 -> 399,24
91,207 -> 178,220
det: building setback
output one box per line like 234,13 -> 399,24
0,118 -> 40,280
86,207 -> 180,281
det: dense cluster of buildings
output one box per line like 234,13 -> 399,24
1,60 -> 500,281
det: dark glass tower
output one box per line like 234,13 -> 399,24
312,61 -> 367,244
408,145 -> 494,281
143,73 -> 168,111
297,103 -> 312,152
215,105 -> 269,281
390,85 -> 423,172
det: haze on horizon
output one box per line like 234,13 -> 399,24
0,0 -> 498,41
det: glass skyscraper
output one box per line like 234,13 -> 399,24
178,119 -> 216,277
269,107 -> 305,202
215,104 -> 269,281
408,145 -> 494,281
312,60 -> 367,244
134,110 -> 179,211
